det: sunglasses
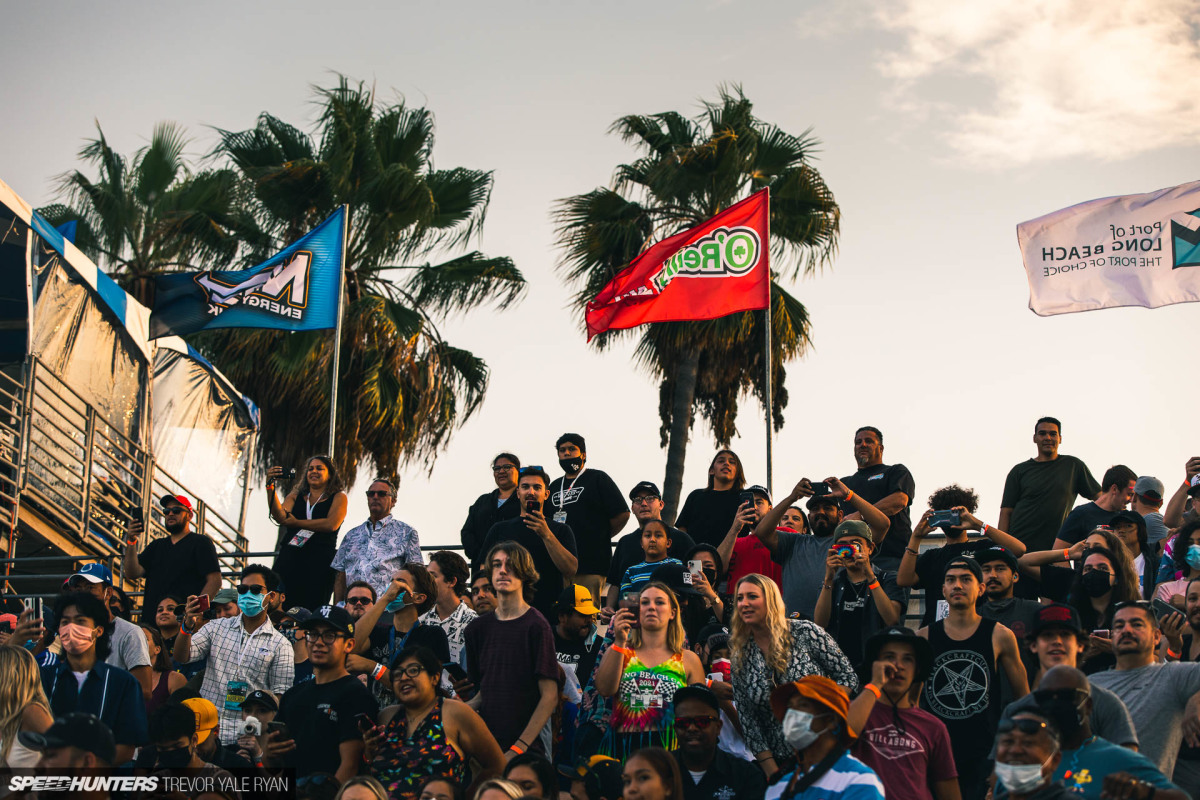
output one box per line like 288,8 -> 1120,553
236,585 -> 267,595
345,597 -> 372,605
1032,688 -> 1088,706
997,718 -> 1058,738
518,466 -> 544,474
162,507 -> 188,516
675,715 -> 719,731
365,490 -> 391,498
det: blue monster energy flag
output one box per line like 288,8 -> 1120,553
149,207 -> 346,338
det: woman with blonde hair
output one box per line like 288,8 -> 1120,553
333,776 -> 388,800
470,779 -> 523,800
729,573 -> 858,778
0,645 -> 53,767
594,581 -> 705,760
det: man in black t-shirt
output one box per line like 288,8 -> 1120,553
547,433 -> 628,608
898,484 -> 1029,628
124,494 -> 221,624
265,605 -> 378,783
840,427 -> 915,569
676,450 -> 747,548
604,481 -> 695,617
1052,464 -> 1138,550
478,466 -> 579,620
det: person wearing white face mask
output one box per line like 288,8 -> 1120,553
763,676 -> 884,800
991,709 -> 1071,799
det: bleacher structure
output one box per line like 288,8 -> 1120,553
0,179 -> 257,608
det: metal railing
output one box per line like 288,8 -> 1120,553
1,355 -> 251,603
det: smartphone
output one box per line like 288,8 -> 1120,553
354,712 -> 374,733
288,468 -> 297,480
928,509 -> 961,528
442,662 -> 468,682
738,491 -> 756,509
687,560 -> 703,577
196,595 -> 211,613
266,721 -> 290,740
620,591 -> 640,629
1092,629 -> 1110,639
131,506 -> 144,525
809,481 -> 831,497
1152,598 -> 1186,623
525,498 -> 538,513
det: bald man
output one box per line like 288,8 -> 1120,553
1002,667 -> 1185,799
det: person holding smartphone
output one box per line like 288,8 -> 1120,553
264,606 -> 378,784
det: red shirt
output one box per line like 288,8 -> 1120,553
727,535 -> 782,589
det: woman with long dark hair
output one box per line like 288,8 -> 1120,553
502,752 -> 557,799
763,677 -> 884,799
622,746 -> 686,800
1068,546 -> 1139,672
140,624 -> 185,716
268,455 -> 349,611
365,645 -> 504,800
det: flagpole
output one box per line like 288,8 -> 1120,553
327,205 -> 348,458
764,189 -> 773,497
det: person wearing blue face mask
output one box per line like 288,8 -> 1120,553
350,563 -> 450,706
174,564 -> 294,745
1155,520 -> 1200,608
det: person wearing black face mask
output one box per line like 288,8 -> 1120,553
148,702 -> 236,782
547,433 -> 630,609
1066,547 -> 1138,673
999,667 -> 1186,799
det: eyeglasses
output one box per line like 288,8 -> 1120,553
492,464 -> 516,473
303,631 -> 346,645
997,718 -> 1059,739
390,663 -> 426,678
675,715 -> 719,731
470,585 -> 494,596
345,597 -> 372,606
631,495 -> 660,505
236,585 -> 266,595
365,490 -> 391,498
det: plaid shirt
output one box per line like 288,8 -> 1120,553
187,614 -> 294,744
331,515 -> 422,598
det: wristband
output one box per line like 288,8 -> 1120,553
980,524 -> 990,536
863,683 -> 882,699
1063,549 -> 1071,562
371,662 -> 388,682
706,678 -> 713,687
516,738 -> 530,749
611,645 -> 634,658
1167,647 -> 1182,659
867,580 -> 881,591
905,547 -> 919,557
509,743 -> 525,755
845,490 -> 855,503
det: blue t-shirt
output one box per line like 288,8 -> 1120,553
1055,737 -> 1180,798
620,558 -> 683,594
764,750 -> 886,800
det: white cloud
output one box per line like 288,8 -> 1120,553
870,0 -> 1200,165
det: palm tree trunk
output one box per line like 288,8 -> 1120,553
662,349 -> 700,524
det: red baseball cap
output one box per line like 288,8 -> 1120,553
159,494 -> 193,511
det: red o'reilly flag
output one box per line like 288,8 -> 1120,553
585,189 -> 770,340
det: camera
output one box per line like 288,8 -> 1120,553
928,509 -> 961,528
241,716 -> 262,737
832,543 -> 859,559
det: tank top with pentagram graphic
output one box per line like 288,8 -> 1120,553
921,617 -> 1001,794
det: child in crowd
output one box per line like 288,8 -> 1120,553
620,521 -> 684,595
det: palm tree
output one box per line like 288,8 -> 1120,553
202,77 -> 525,485
38,122 -> 251,305
555,87 -> 840,520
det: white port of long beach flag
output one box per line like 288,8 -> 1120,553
1017,179 -> 1200,316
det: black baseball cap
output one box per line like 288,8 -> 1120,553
861,625 -> 933,681
300,604 -> 355,636
1027,603 -> 1084,640
559,755 -> 623,800
944,557 -> 983,582
747,484 -> 772,503
629,481 -> 661,500
974,545 -> 1019,571
19,712 -> 115,764
1109,510 -> 1146,535
673,684 -> 720,712
239,689 -> 279,712
807,492 -> 841,510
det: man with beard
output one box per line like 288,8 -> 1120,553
671,685 -> 766,800
555,584 -> 602,761
478,466 -> 579,620
840,426 -> 916,569
1090,602 -> 1200,778
752,477 -> 890,619
975,545 -> 1042,645
547,433 -> 629,608
918,559 -> 1028,800
343,581 -> 376,625
124,494 -> 221,625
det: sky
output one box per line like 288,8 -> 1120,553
4,0 -> 1199,556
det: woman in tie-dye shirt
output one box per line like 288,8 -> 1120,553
594,582 -> 706,760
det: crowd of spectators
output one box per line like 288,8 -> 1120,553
4,422 -> 1200,800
